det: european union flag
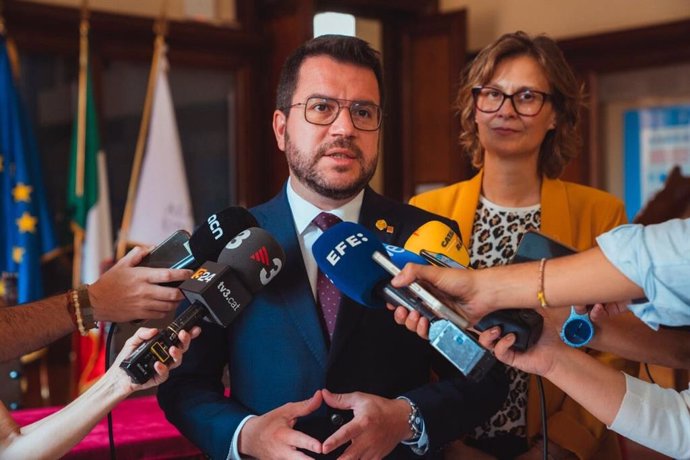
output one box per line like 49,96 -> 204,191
0,36 -> 57,303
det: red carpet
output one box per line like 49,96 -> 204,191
12,395 -> 203,459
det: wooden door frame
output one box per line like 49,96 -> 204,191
557,19 -> 690,187
397,11 -> 467,201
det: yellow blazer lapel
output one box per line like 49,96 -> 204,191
457,170 -> 483,245
539,177 -> 574,245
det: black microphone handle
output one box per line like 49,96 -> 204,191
120,302 -> 206,384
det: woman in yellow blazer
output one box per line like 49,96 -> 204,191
408,32 -> 637,460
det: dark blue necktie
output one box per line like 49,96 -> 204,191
312,212 -> 342,339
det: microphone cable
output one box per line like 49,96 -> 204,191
104,321 -> 118,460
537,375 -> 548,460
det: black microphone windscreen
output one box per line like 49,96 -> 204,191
179,261 -> 254,327
188,207 -> 259,263
216,227 -> 286,293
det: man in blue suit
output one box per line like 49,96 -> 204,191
158,35 -> 507,459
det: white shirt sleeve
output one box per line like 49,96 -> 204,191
610,373 -> 690,459
226,415 -> 256,460
596,218 -> 690,329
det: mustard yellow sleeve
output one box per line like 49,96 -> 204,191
543,195 -> 636,459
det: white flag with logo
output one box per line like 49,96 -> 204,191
128,51 -> 194,245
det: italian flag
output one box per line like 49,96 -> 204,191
66,66 -> 113,393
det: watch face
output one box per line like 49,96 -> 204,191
562,317 -> 593,346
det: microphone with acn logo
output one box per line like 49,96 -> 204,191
120,227 -> 285,384
312,222 -> 495,382
138,207 -> 259,272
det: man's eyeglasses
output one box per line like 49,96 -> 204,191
284,96 -> 382,131
471,86 -> 551,117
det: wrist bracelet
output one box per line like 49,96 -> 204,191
70,284 -> 96,335
65,290 -> 78,328
537,258 -> 549,309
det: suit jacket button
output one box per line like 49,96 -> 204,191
330,413 -> 344,426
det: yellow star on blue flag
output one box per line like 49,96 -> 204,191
12,246 -> 25,264
16,212 -> 38,233
12,183 -> 32,202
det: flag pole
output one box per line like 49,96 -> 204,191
0,4 -> 20,81
116,3 -> 168,260
72,1 -> 89,289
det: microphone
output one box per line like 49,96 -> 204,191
404,220 -> 470,268
403,222 -> 543,352
383,244 -> 471,325
187,208 -> 260,268
184,227 -> 286,327
120,227 -> 285,384
139,207 -> 259,271
312,222 -> 495,381
383,244 -> 428,268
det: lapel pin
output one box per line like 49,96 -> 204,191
375,219 -> 387,231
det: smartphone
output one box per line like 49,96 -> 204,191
419,249 -> 468,269
372,250 -> 470,329
139,230 -> 192,269
511,230 -> 576,263
513,231 -> 648,305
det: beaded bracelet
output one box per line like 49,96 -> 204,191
537,258 -> 549,309
65,290 -> 78,328
70,284 -> 96,335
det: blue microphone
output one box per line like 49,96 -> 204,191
312,222 -> 389,308
313,222 -> 496,381
384,244 -> 428,268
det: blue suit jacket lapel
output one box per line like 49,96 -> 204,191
252,188 -> 329,370
328,188 -> 400,366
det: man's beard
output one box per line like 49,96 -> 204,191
285,132 -> 377,201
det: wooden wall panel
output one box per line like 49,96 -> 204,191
398,11 -> 468,201
409,33 -> 454,185
257,1 -> 316,201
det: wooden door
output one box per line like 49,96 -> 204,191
383,10 -> 470,201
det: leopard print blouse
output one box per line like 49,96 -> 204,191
469,196 -> 541,441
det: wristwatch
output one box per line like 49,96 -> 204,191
397,396 -> 428,455
560,306 -> 594,348
406,399 -> 423,443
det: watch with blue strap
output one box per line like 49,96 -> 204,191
560,306 -> 594,347
398,396 -> 428,455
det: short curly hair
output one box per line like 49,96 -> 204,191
457,31 -> 584,178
